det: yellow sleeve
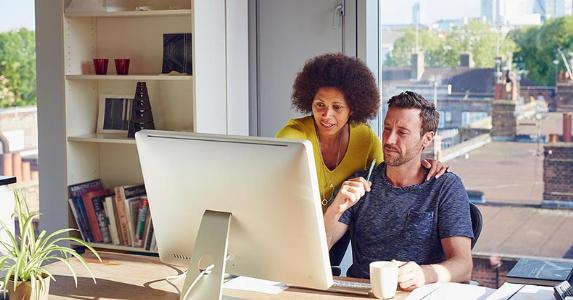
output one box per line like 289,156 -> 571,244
275,122 -> 308,140
367,127 -> 383,165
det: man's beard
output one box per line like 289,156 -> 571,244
383,142 -> 423,167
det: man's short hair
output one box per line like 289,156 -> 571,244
387,91 -> 439,135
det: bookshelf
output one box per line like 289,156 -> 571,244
35,0 -> 248,254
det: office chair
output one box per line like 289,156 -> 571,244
469,202 -> 483,249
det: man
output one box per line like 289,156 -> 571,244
324,91 -> 473,291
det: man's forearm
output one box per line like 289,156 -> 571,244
422,255 -> 473,283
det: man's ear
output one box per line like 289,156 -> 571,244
421,131 -> 435,149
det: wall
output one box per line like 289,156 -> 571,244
0,107 -> 38,153
471,256 -> 518,289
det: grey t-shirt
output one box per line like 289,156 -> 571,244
339,163 -> 474,278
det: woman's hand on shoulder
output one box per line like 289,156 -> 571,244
422,159 -> 450,181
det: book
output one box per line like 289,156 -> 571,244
135,197 -> 149,247
67,179 -> 104,243
103,196 -> 120,245
68,198 -> 90,242
71,196 -> 93,242
126,197 -> 142,247
81,189 -> 112,243
506,258 -> 573,286
143,219 -> 154,250
113,184 -> 146,247
92,195 -> 112,244
68,179 -> 103,198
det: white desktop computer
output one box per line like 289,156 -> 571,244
135,130 -> 333,299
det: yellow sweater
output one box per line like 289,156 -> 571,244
276,116 -> 383,211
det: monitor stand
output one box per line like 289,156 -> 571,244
180,210 -> 233,300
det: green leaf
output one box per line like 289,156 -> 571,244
44,256 -> 77,286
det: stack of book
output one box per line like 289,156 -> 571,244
68,179 -> 156,251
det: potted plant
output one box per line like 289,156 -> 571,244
0,191 -> 101,300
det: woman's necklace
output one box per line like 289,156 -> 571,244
317,128 -> 344,207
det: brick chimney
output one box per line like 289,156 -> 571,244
491,100 -> 517,140
556,73 -> 573,111
459,53 -> 474,68
543,112 -> 573,207
543,143 -> 573,207
411,52 -> 424,81
564,112 -> 572,142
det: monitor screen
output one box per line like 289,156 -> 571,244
135,130 -> 333,292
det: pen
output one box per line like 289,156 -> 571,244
366,159 -> 376,182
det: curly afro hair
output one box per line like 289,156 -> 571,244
291,53 -> 380,124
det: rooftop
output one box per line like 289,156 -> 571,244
448,112 -> 564,205
474,205 -> 573,259
447,112 -> 573,259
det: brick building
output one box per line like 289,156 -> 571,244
555,72 -> 573,112
543,144 -> 573,205
471,256 -> 518,289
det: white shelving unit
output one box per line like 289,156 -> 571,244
65,9 -> 192,18
65,74 -> 193,81
35,0 -> 247,254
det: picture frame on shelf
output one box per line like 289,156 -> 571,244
97,94 -> 134,135
162,33 -> 192,75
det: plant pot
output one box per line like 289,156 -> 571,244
6,275 -> 50,300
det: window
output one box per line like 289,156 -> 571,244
0,0 -> 38,224
382,0 -> 573,289
438,111 -> 452,128
462,111 -> 488,126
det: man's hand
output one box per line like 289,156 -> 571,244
331,177 -> 371,214
395,260 -> 427,291
422,159 -> 450,181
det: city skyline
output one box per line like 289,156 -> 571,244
381,0 -> 481,24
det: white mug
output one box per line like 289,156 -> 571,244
370,261 -> 399,299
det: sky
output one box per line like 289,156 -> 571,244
381,0 -> 482,24
0,0 -> 35,32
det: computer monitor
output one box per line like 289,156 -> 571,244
135,130 -> 333,299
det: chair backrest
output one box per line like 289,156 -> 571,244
469,202 -> 483,249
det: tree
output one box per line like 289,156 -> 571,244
0,75 -> 16,107
509,16 -> 573,86
0,28 -> 36,107
384,21 -> 515,69
384,28 -> 446,67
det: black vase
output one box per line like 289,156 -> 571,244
128,82 -> 155,138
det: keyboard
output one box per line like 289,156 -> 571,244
328,279 -> 371,295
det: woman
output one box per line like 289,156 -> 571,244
276,53 -> 448,272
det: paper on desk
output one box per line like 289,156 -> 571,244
485,283 -> 554,300
406,282 -> 495,300
223,276 -> 288,295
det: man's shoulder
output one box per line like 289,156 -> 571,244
435,171 -> 463,185
434,172 -> 463,188
431,171 -> 469,202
